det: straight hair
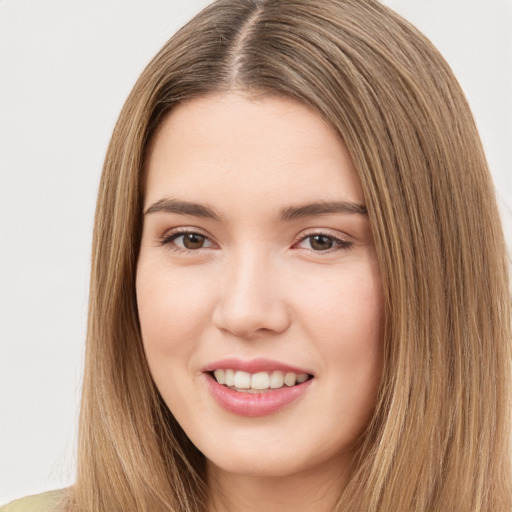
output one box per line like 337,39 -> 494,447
61,1 -> 512,510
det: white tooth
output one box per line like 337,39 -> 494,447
225,369 -> 235,386
284,372 -> 297,387
296,373 -> 309,384
213,369 -> 225,385
234,370 -> 251,389
270,371 -> 285,389
251,372 -> 270,390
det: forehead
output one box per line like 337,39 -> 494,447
143,92 -> 364,209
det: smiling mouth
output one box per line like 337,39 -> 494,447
209,369 -> 313,393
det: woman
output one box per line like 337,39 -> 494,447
4,0 -> 511,510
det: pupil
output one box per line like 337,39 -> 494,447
311,235 -> 333,251
183,233 -> 205,249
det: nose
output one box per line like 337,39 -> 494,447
212,251 -> 291,339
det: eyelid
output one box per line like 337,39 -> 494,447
292,228 -> 353,252
157,226 -> 353,254
159,226 -> 218,252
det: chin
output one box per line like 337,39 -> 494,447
207,453 -> 309,479
201,435 -> 353,481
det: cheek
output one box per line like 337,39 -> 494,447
296,263 -> 384,346
339,271 -> 384,414
136,263 -> 214,366
295,263 -> 384,410
330,267 -> 384,372
135,264 -> 214,423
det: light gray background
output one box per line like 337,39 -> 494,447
1,0 -> 511,504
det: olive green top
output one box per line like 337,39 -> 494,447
0,490 -> 65,512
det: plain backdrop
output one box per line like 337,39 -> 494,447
1,0 -> 511,504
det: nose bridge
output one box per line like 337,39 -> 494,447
213,246 -> 290,338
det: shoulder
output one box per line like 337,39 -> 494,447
0,490 -> 66,512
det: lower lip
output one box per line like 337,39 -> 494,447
205,374 -> 313,417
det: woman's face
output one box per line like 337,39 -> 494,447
136,93 -> 384,479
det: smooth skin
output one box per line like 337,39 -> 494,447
136,93 -> 384,512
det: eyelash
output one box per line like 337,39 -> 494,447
159,229 -> 215,253
159,229 -> 353,254
294,232 -> 353,253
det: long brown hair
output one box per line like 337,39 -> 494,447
64,1 -> 512,510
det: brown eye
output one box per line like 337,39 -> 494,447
295,233 -> 352,252
182,233 -> 206,249
310,235 -> 334,251
162,231 -> 215,251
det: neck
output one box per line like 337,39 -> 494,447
206,460 -> 350,512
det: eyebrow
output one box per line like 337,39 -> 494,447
278,201 -> 367,221
144,198 -> 367,221
144,198 -> 221,220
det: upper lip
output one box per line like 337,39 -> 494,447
203,357 -> 313,376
